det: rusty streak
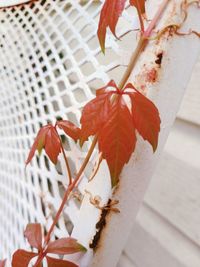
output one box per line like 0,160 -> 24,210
155,52 -> 163,66
89,199 -> 111,250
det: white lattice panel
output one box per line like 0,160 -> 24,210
0,0 -> 137,266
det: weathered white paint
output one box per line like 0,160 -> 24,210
90,1 -> 200,267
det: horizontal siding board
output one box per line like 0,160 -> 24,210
117,253 -> 136,267
124,204 -> 200,267
163,119 -> 200,170
145,152 -> 200,245
178,56 -> 200,125
144,119 -> 200,245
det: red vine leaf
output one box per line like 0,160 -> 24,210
130,0 -> 146,31
81,81 -> 161,186
80,81 -> 117,143
46,256 -> 78,267
12,250 -> 37,267
24,224 -> 42,251
46,238 -> 86,255
125,84 -> 161,151
98,96 -> 136,186
56,120 -> 81,142
0,260 -> 6,267
44,126 -> 61,164
130,0 -> 146,14
26,124 -> 61,165
25,126 -> 49,164
13,225 -> 86,267
97,0 -> 126,52
97,0 -> 146,51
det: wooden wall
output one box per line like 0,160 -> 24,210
118,57 -> 200,267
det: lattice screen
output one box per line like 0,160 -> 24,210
0,0 -> 138,266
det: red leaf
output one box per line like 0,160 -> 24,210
44,126 -> 61,164
0,260 -> 6,267
24,224 -> 42,251
26,124 -> 61,165
46,238 -> 86,255
125,84 -> 161,151
129,0 -> 146,31
81,80 -> 160,186
130,0 -> 146,14
12,250 -> 37,267
25,125 -> 49,165
57,120 -> 81,142
98,96 -> 136,186
80,81 -> 117,143
46,256 -> 78,267
97,0 -> 126,52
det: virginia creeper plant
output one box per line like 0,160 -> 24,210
1,0 -> 200,266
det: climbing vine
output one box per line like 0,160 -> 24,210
1,0 -> 200,266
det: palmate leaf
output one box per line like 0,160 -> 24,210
80,81 -> 161,187
13,223 -> 86,267
26,120 -> 81,165
25,125 -> 61,165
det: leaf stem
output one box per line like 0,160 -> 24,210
60,136 -> 72,185
118,36 -> 146,90
144,0 -> 170,38
55,127 -> 72,185
118,0 -> 170,90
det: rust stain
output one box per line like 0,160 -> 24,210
145,68 -> 158,83
155,52 -> 163,66
89,199 -> 111,250
134,49 -> 165,92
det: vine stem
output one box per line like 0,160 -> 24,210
60,142 -> 72,184
119,0 -> 170,90
55,127 -> 72,185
